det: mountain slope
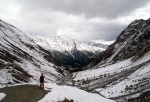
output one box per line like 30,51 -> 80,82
72,18 -> 150,102
90,18 -> 150,66
0,19 -> 63,86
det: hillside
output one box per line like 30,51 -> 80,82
72,18 -> 150,102
89,18 -> 150,67
0,19 -> 63,86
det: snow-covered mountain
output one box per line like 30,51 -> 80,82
27,34 -> 105,70
0,19 -> 63,86
72,18 -> 150,101
89,18 -> 150,66
27,34 -> 105,52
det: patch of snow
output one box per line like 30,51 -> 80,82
38,83 -> 114,102
0,93 -> 6,101
138,65 -> 150,75
74,59 -> 132,80
0,69 -> 16,85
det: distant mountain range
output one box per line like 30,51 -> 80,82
27,34 -> 109,70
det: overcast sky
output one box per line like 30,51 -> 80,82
0,0 -> 150,41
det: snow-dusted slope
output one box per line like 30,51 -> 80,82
73,47 -> 150,101
0,19 -> 63,86
0,93 -> 6,101
72,18 -> 150,101
89,18 -> 150,67
100,52 -> 150,101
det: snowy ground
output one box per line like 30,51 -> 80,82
74,51 -> 150,81
0,93 -> 6,101
100,52 -> 150,98
74,59 -> 132,81
0,83 -> 114,102
72,51 -> 150,101
38,83 -> 114,102
100,62 -> 150,98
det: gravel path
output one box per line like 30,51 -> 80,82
0,84 -> 48,102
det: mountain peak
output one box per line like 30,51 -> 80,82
90,18 -> 150,66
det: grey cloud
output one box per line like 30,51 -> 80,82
17,0 -> 149,18
83,22 -> 126,41
62,19 -> 127,41
1,0 -> 149,41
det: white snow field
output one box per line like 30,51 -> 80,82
38,83 -> 114,102
0,93 -> 6,101
74,59 -> 132,81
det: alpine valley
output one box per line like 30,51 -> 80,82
0,18 -> 150,102
27,34 -> 106,71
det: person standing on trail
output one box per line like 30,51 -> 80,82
39,73 -> 45,89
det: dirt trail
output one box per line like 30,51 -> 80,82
0,85 -> 48,102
